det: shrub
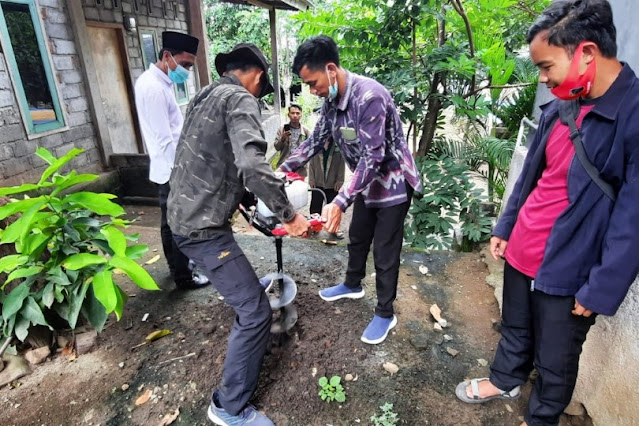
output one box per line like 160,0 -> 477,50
0,148 -> 159,344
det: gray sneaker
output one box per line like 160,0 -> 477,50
207,396 -> 274,425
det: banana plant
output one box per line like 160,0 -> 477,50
0,147 -> 158,345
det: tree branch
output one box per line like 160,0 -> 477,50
450,0 -> 476,92
463,82 -> 537,99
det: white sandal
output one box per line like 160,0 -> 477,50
455,378 -> 521,404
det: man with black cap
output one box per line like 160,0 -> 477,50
134,31 -> 209,290
167,43 -> 310,425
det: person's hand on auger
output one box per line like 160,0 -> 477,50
283,212 -> 311,237
322,202 -> 342,234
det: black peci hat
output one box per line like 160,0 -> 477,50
215,43 -> 274,98
162,31 -> 199,56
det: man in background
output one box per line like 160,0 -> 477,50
274,104 -> 310,176
134,31 -> 208,289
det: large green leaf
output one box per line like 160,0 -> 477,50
38,148 -> 84,184
101,226 -> 127,257
108,256 -> 159,290
0,196 -> 46,221
125,244 -> 148,260
92,269 -> 117,312
0,254 -> 28,274
0,183 -> 40,197
62,192 -> 125,217
50,172 -> 99,197
22,231 -> 53,258
56,281 -> 90,329
62,253 -> 107,270
35,147 -> 56,165
5,266 -> 42,285
20,296 -> 50,329
113,284 -> 128,321
17,198 -> 48,247
81,285 -> 108,332
14,314 -> 30,342
41,282 -> 55,308
2,281 -> 29,320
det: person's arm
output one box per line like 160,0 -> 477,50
224,91 -> 295,223
274,126 -> 287,151
575,136 -> 639,316
137,89 -> 177,167
279,108 -> 330,173
331,94 -> 387,211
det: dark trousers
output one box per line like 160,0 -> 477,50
158,183 -> 191,283
174,232 -> 272,416
310,188 -> 338,215
344,184 -> 413,318
490,262 -> 597,426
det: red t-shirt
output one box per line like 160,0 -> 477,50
505,104 -> 595,278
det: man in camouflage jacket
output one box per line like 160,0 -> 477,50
167,43 -> 309,426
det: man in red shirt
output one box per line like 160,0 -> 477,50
455,1 -> 639,425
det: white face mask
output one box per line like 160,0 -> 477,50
326,66 -> 338,101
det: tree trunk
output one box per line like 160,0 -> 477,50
417,73 -> 443,157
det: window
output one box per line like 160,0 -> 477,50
139,29 -> 157,71
138,28 -> 194,106
0,0 -> 65,134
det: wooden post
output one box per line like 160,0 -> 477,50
269,7 -> 281,117
187,0 -> 212,87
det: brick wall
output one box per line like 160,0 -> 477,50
0,0 -> 101,187
82,0 -> 190,83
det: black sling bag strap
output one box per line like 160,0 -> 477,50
558,100 -> 617,201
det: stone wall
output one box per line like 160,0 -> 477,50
0,0 -> 101,187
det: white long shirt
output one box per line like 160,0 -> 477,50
134,64 -> 184,184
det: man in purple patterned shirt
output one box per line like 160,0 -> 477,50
280,36 -> 422,344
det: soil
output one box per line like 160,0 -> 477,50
0,206 -> 592,426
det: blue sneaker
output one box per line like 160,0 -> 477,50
361,315 -> 397,344
318,282 -> 365,302
207,394 -> 274,426
258,276 -> 274,292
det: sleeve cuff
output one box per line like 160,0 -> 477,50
278,205 -> 295,223
333,193 -> 350,212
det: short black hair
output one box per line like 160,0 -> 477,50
289,104 -> 302,113
526,0 -> 617,58
158,48 -> 181,61
292,35 -> 340,76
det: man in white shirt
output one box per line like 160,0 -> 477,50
134,31 -> 208,289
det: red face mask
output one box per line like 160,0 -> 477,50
551,42 -> 597,100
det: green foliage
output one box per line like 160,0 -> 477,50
293,0 -> 551,154
318,375 -> 346,403
432,134 -> 515,202
370,403 -> 399,426
405,156 -> 493,251
0,148 -> 159,342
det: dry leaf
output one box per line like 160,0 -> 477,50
61,342 -> 74,356
135,389 -> 153,406
67,352 -> 77,362
113,268 -> 125,275
145,255 -> 161,265
158,408 -> 180,426
146,329 -> 172,342
320,239 -> 338,245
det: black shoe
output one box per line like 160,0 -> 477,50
175,277 -> 211,290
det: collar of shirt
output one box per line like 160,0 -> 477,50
336,70 -> 354,111
150,63 -> 173,88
